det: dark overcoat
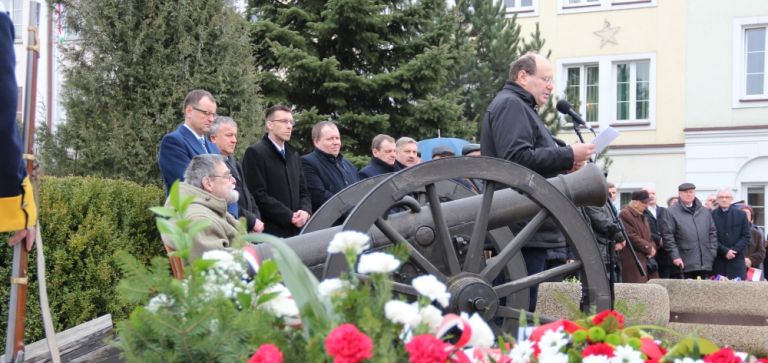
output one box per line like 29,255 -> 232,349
301,149 -> 359,212
711,206 -> 751,279
242,134 -> 311,238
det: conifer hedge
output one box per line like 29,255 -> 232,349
0,176 -> 164,350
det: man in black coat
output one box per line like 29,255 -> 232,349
479,52 -> 594,311
301,121 -> 359,212
242,105 -> 311,238
359,134 -> 401,179
644,187 -> 671,278
711,189 -> 751,279
209,116 -> 264,233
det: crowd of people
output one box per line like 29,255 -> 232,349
594,182 -> 766,286
153,51 -> 766,312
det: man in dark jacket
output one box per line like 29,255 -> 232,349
359,134 -> 400,179
584,193 -> 626,283
479,52 -> 594,311
209,116 -> 264,233
662,183 -> 718,279
711,189 -> 751,279
644,187 -> 672,278
301,121 -> 359,212
242,105 -> 312,238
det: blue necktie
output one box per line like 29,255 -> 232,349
279,148 -> 285,159
200,138 -> 208,153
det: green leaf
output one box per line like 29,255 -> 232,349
664,336 -> 720,359
150,206 -> 175,218
247,233 -> 334,336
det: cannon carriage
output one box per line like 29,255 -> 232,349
253,157 -> 612,333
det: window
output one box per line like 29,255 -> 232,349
1,0 -> 23,40
505,0 -> 537,16
557,53 -> 655,129
564,64 -> 599,124
615,61 -> 649,122
733,17 -> 768,107
747,186 -> 765,229
559,0 -> 654,14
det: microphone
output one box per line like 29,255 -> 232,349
556,100 -> 590,129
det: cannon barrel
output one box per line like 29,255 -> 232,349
253,163 -> 606,269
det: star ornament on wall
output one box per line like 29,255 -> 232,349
594,19 -> 620,48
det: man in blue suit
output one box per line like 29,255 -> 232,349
158,89 -> 221,194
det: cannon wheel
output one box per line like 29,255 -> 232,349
304,173 -> 529,311
325,157 -> 611,333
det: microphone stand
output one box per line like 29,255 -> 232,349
571,121 -> 645,309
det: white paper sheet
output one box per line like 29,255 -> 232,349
591,127 -> 620,155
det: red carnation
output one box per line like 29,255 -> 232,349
405,334 -> 452,363
582,343 -> 615,358
592,310 -> 625,331
704,348 -> 742,363
640,337 -> 666,363
325,323 -> 374,363
753,359 -> 768,363
248,344 -> 283,363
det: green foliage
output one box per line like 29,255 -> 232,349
42,0 -> 262,185
249,0 -> 469,155
0,176 -> 164,354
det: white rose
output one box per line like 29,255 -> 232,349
412,275 -> 450,307
327,231 -> 370,255
357,252 -> 401,274
385,300 -> 421,327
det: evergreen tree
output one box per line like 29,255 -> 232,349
519,22 -> 561,136
42,0 -> 262,185
453,0 -> 522,125
248,0 -> 467,155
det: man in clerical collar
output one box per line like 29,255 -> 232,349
301,121 -> 359,212
711,188 -> 751,279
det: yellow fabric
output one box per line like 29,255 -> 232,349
0,176 -> 37,232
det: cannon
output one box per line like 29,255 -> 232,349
253,157 -> 610,333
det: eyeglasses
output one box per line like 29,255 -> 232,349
538,76 -> 554,85
209,173 -> 234,181
192,106 -> 217,118
269,118 -> 295,125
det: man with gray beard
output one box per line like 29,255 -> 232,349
161,154 -> 241,262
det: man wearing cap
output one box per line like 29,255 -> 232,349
395,137 -> 420,168
431,145 -> 455,159
619,190 -> 658,282
711,188 -> 751,279
662,183 -> 718,279
462,144 -> 481,157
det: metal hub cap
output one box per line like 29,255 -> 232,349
447,273 -> 499,321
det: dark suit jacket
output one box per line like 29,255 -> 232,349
645,206 -> 671,266
158,124 -> 220,193
301,149 -> 359,211
224,155 -> 260,231
242,134 -> 311,238
0,11 -> 21,200
358,157 -> 400,180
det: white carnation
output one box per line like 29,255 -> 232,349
538,328 -> 568,354
537,350 -> 569,363
385,300 -> 421,327
262,284 -> 300,318
609,345 -> 644,363
465,312 -> 494,348
327,231 -> 370,254
357,252 -> 401,274
318,278 -> 347,298
412,275 -> 450,307
509,340 -> 535,363
419,305 -> 443,333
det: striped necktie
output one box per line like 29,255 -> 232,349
199,138 -> 208,153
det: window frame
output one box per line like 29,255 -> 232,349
505,0 -> 538,17
613,60 -> 651,124
563,63 -> 601,129
732,16 -> 768,108
1,0 -> 23,41
558,0 -> 654,14
557,53 -> 656,130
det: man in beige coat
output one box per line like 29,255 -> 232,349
162,154 -> 241,262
